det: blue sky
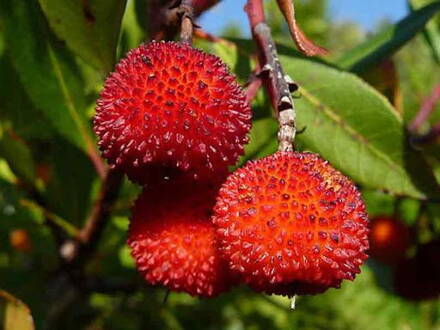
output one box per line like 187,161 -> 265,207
199,0 -> 409,35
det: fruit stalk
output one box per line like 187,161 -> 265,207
179,0 -> 195,44
60,168 -> 123,265
245,0 -> 296,152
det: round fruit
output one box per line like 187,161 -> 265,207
368,216 -> 410,264
128,181 -> 234,297
212,151 -> 369,296
393,240 -> 440,301
9,229 -> 32,253
94,41 -> 251,184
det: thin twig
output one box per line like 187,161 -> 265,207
245,64 -> 263,103
180,0 -> 195,44
194,28 -> 223,43
19,183 -> 66,247
245,0 -> 296,152
408,83 -> 440,132
60,168 -> 123,265
19,198 -> 80,237
87,143 -> 107,180
192,0 -> 220,16
149,0 -> 202,42
410,122 -> 440,145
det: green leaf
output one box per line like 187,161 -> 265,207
336,2 -> 440,73
280,55 -> 440,199
38,0 -> 127,74
239,118 -> 278,166
0,290 -> 35,330
0,0 -> 95,152
396,37 -> 440,123
410,0 -> 440,64
46,139 -> 97,225
0,130 -> 35,185
0,55 -> 54,140
118,0 -> 145,57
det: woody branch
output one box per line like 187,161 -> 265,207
245,0 -> 297,152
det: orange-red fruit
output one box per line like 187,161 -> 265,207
128,182 -> 233,297
213,151 -> 369,296
368,216 -> 410,265
94,41 -> 251,184
9,229 -> 32,253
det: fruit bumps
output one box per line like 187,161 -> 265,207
94,41 -> 251,184
128,181 -> 234,297
213,151 -> 369,295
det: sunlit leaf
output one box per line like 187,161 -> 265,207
0,290 -> 35,330
281,55 -> 440,199
337,2 -> 440,73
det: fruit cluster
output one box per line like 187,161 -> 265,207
94,41 -> 369,298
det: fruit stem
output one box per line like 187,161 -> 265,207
290,295 -> 296,310
245,0 -> 297,152
245,62 -> 263,104
179,0 -> 195,44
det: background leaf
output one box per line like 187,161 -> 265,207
45,138 -> 97,225
0,55 -> 54,140
38,0 -> 128,74
0,0 -> 94,153
0,129 -> 35,185
410,0 -> 440,64
280,55 -> 440,199
0,290 -> 35,330
336,2 -> 440,73
238,118 -> 278,166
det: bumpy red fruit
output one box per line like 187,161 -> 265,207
212,151 -> 369,296
128,181 -> 233,297
369,216 -> 410,265
94,41 -> 251,184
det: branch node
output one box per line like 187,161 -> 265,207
247,1 -> 297,151
179,1 -> 195,44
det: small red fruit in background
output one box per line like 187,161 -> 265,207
393,240 -> 440,301
94,41 -> 251,184
128,181 -> 234,298
212,151 -> 369,296
9,229 -> 32,253
368,216 -> 411,265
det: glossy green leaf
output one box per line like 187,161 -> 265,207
280,55 -> 440,199
38,0 -> 127,74
336,2 -> 440,73
0,290 -> 35,330
0,130 -> 35,185
0,0 -> 94,152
